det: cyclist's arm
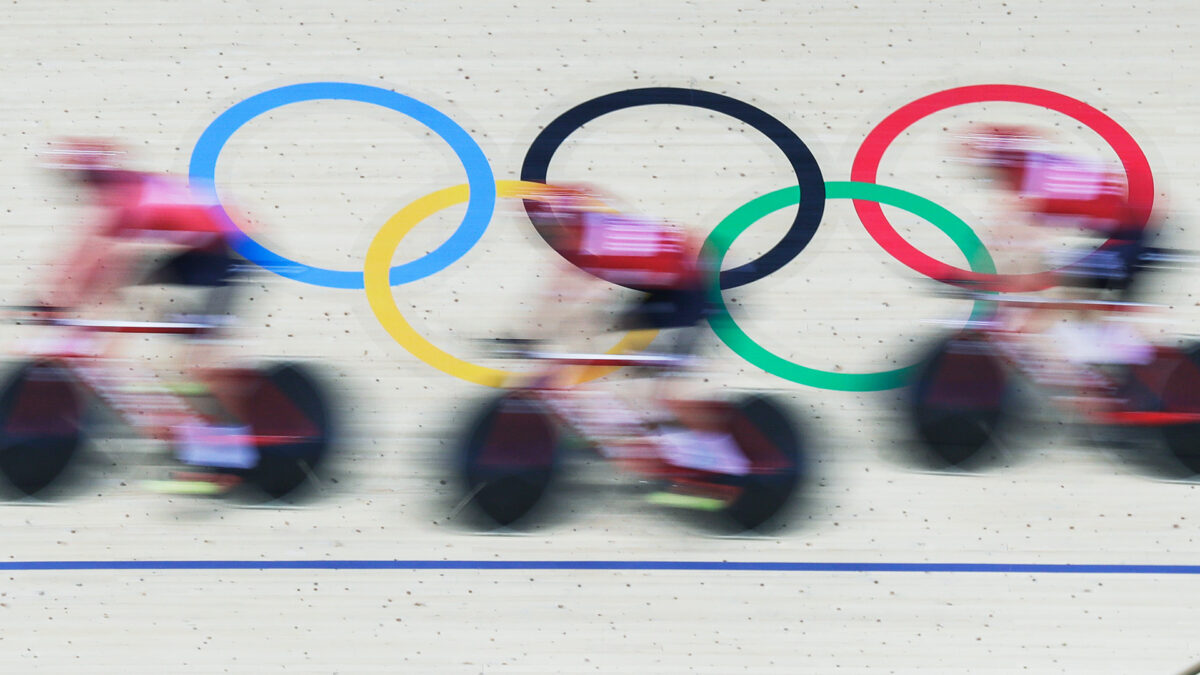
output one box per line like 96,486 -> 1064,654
40,211 -> 136,310
529,260 -> 611,338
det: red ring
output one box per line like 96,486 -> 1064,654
850,84 -> 1154,292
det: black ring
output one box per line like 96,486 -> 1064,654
520,87 -> 826,290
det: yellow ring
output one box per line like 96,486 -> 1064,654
364,179 -> 657,387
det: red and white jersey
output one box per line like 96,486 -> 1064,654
96,172 -> 229,247
1011,152 -> 1132,232
564,212 -> 700,290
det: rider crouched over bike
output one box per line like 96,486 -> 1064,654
40,139 -> 238,325
36,139 -> 255,489
524,184 -> 758,499
959,125 -> 1158,368
526,184 -> 709,358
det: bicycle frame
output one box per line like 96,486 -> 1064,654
458,343 -> 805,529
935,291 -> 1200,426
7,315 -> 309,448
497,348 -> 777,493
504,351 -> 690,456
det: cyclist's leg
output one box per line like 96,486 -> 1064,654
43,224 -> 141,311
1052,223 -> 1148,296
138,242 -> 241,394
613,284 -> 708,424
142,242 -> 237,318
1049,235 -> 1153,368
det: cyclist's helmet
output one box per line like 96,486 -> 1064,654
960,124 -> 1042,168
40,138 -> 126,184
526,183 -> 605,231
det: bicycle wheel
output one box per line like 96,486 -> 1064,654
0,360 -> 86,496
1149,343 -> 1200,474
909,333 -> 1011,467
459,391 -> 560,527
720,394 -> 805,531
235,362 -> 334,499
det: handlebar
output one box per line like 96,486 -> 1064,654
3,307 -> 215,334
480,338 -> 695,369
1137,248 -> 1200,270
927,288 -> 1157,312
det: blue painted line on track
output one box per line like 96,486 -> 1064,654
1,560 -> 1198,574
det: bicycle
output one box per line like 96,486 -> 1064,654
454,340 -> 806,532
0,309 -> 334,500
906,256 -> 1200,473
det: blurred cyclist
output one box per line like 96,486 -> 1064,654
961,124 -> 1153,297
959,125 -> 1158,368
525,183 -> 710,370
36,139 -> 253,483
523,184 -> 752,481
38,139 -> 238,327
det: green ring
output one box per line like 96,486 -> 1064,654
704,181 -> 996,392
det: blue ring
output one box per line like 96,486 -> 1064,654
188,82 -> 496,289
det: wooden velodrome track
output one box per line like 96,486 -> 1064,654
1,1 -> 1199,671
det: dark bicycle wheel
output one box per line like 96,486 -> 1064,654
720,394 -> 805,531
459,391 -> 560,527
909,333 -> 1011,467
235,362 -> 334,499
0,360 -> 87,496
1147,343 -> 1200,474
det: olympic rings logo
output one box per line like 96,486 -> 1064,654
187,81 -> 1155,392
